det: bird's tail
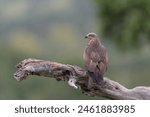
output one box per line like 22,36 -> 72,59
88,71 -> 103,83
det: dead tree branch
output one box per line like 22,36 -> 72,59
14,58 -> 150,100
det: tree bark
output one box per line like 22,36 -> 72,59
14,58 -> 150,100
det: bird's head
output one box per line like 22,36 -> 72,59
85,32 -> 97,40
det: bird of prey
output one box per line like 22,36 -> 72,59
83,32 -> 108,83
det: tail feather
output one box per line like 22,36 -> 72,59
88,71 -> 103,83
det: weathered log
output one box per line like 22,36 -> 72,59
14,58 -> 150,100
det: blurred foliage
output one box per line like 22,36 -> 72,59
0,0 -> 101,100
95,0 -> 150,50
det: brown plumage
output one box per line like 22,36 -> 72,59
83,32 -> 108,83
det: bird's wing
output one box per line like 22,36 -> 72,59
84,44 -> 108,75
96,46 -> 108,74
83,48 -> 96,72
88,45 -> 107,75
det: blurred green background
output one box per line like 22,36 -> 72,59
0,0 -> 150,99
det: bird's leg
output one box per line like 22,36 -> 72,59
88,71 -> 103,83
